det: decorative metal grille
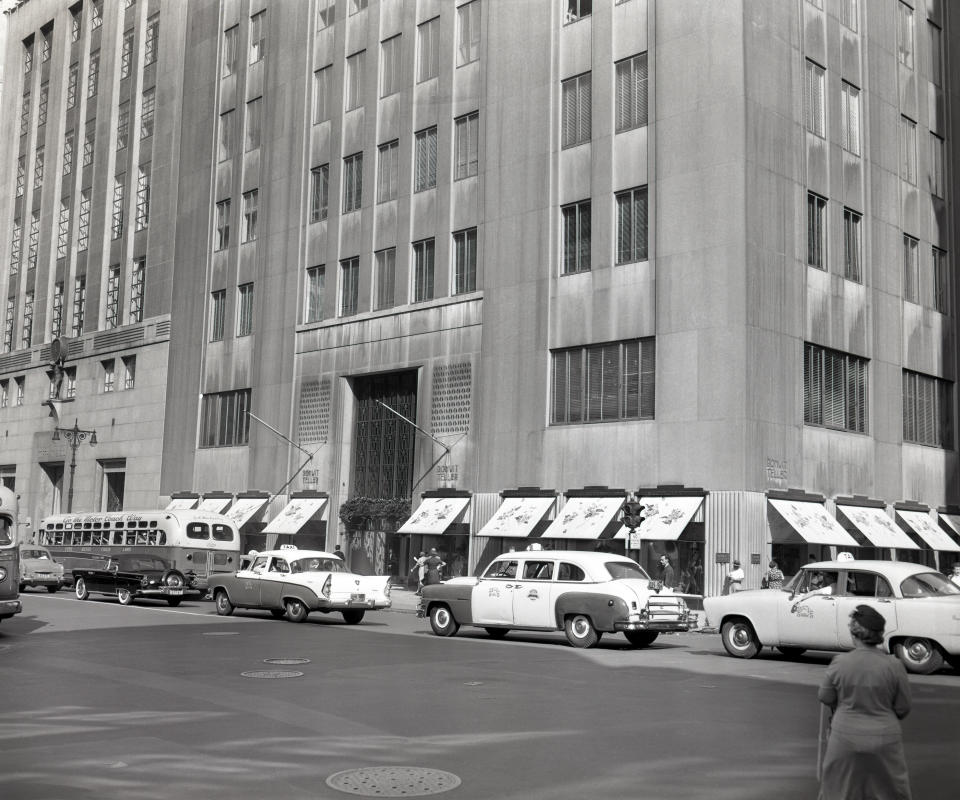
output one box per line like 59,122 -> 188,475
352,372 -> 417,498
298,377 -> 330,444
431,362 -> 472,435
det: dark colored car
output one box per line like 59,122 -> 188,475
73,553 -> 201,607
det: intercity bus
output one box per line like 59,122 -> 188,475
0,486 -> 23,623
37,509 -> 242,591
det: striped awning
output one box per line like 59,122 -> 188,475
897,510 -> 960,552
542,496 -> 624,540
614,496 -> 703,540
398,496 -> 471,535
836,505 -> 919,549
263,496 -> 329,535
769,499 -> 859,547
477,496 -> 555,538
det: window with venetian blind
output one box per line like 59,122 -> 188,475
803,343 -> 868,433
562,72 -> 591,148
902,370 -> 952,448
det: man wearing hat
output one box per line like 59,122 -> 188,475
723,559 -> 745,594
817,605 -> 912,799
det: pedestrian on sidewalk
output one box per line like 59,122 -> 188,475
817,604 -> 912,800
761,560 -> 784,590
411,551 -> 427,594
722,559 -> 744,594
423,548 -> 445,587
658,555 -> 675,589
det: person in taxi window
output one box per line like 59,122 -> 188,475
950,563 -> 960,587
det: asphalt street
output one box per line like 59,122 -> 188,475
2,589 -> 957,800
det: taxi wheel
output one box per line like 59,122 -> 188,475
342,609 -> 365,625
564,614 -> 599,648
624,631 -> 659,648
895,638 -> 944,674
429,605 -> 459,637
285,598 -> 309,623
117,588 -> 134,606
721,619 -> 760,659
75,578 -> 89,601
214,590 -> 235,617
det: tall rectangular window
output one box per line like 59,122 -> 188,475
903,234 -> 919,304
83,128 -> 95,167
210,290 -> 225,340
21,91 -> 31,136
412,238 -> 435,302
34,147 -> 45,189
63,130 -> 74,175
222,25 -> 239,77
103,359 -> 115,392
249,11 -> 266,64
562,73 -> 591,148
374,249 -> 395,310
930,133 -> 945,199
129,258 -> 145,324
136,165 -> 151,230
551,338 -> 655,424
343,153 -> 363,212
73,276 -> 86,336
317,0 -> 335,30
219,110 -> 235,161
562,200 -> 591,274
141,88 -> 156,138
840,0 -> 858,32
615,186 -> 648,265
22,292 -> 34,348
843,208 -> 862,283
24,38 -> 34,73
122,355 -> 136,389
41,27 -> 51,62
350,0 -> 368,13
457,1 -> 480,66
88,50 -> 100,98
199,389 -> 252,447
112,176 -> 125,239
313,66 -> 331,124
414,127 -> 437,192
38,81 -> 49,126
92,0 -> 103,29
903,370 -> 952,448
120,29 -> 134,79
377,141 -> 399,203
117,102 -> 130,150
897,1 -> 914,68
346,50 -> 365,111
215,199 -> 230,250
78,190 -> 91,251
242,190 -> 258,242
105,265 -> 121,329
933,247 -> 949,315
11,218 -> 23,271
928,22 -> 943,87
67,63 -> 79,109
900,116 -> 917,184
304,266 -> 325,323
454,112 -> 479,180
840,82 -> 860,155
3,299 -> 14,353
453,228 -> 477,295
417,17 -> 439,83
236,282 -> 253,336
16,157 -> 25,197
51,282 -> 64,337
28,212 -> 40,267
340,257 -> 360,316
615,53 -> 647,132
144,13 -> 160,66
245,96 -> 262,151
566,0 -> 593,22
311,165 -> 329,222
807,192 -> 827,270
803,343 -> 868,433
381,35 -> 402,97
804,60 -> 826,137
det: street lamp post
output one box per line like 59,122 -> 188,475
52,419 -> 97,513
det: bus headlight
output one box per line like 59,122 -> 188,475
0,567 -> 6,581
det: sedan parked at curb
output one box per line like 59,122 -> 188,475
73,553 -> 200,606
20,547 -> 65,593
703,559 -> 960,674
420,550 -> 695,648
208,548 -> 392,624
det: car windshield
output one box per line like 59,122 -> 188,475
0,519 -> 12,546
118,556 -> 171,572
22,549 -> 51,560
604,560 -> 650,581
899,572 -> 960,597
291,557 -> 348,573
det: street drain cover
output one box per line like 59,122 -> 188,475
326,766 -> 461,797
263,657 -> 311,665
240,669 -> 304,679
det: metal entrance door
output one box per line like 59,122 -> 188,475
352,371 -> 417,499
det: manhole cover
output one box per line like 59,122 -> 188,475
240,670 -> 304,679
204,631 -> 239,636
326,767 -> 461,797
263,657 -> 311,665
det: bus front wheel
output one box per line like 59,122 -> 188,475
75,578 -> 89,601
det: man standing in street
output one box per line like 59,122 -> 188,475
658,555 -> 676,589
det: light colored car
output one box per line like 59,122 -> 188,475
703,559 -> 960,674
19,547 -> 65,593
208,548 -> 391,624
420,550 -> 695,648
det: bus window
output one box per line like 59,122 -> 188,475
136,531 -> 148,545
81,531 -> 93,545
0,519 -> 11,546
157,532 -> 166,545
186,523 -> 210,540
124,531 -> 137,546
212,524 -> 234,542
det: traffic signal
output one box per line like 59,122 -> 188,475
621,501 -> 646,531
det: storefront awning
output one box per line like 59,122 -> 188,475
398,496 -> 471,535
938,514 -> 960,546
542,496 -> 624,539
897,510 -> 960,552
223,497 -> 270,529
165,497 -> 198,510
477,496 -> 556,538
768,499 -> 859,547
836,505 -> 920,550
614,496 -> 703,540
198,497 -> 232,513
263,496 -> 329,535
